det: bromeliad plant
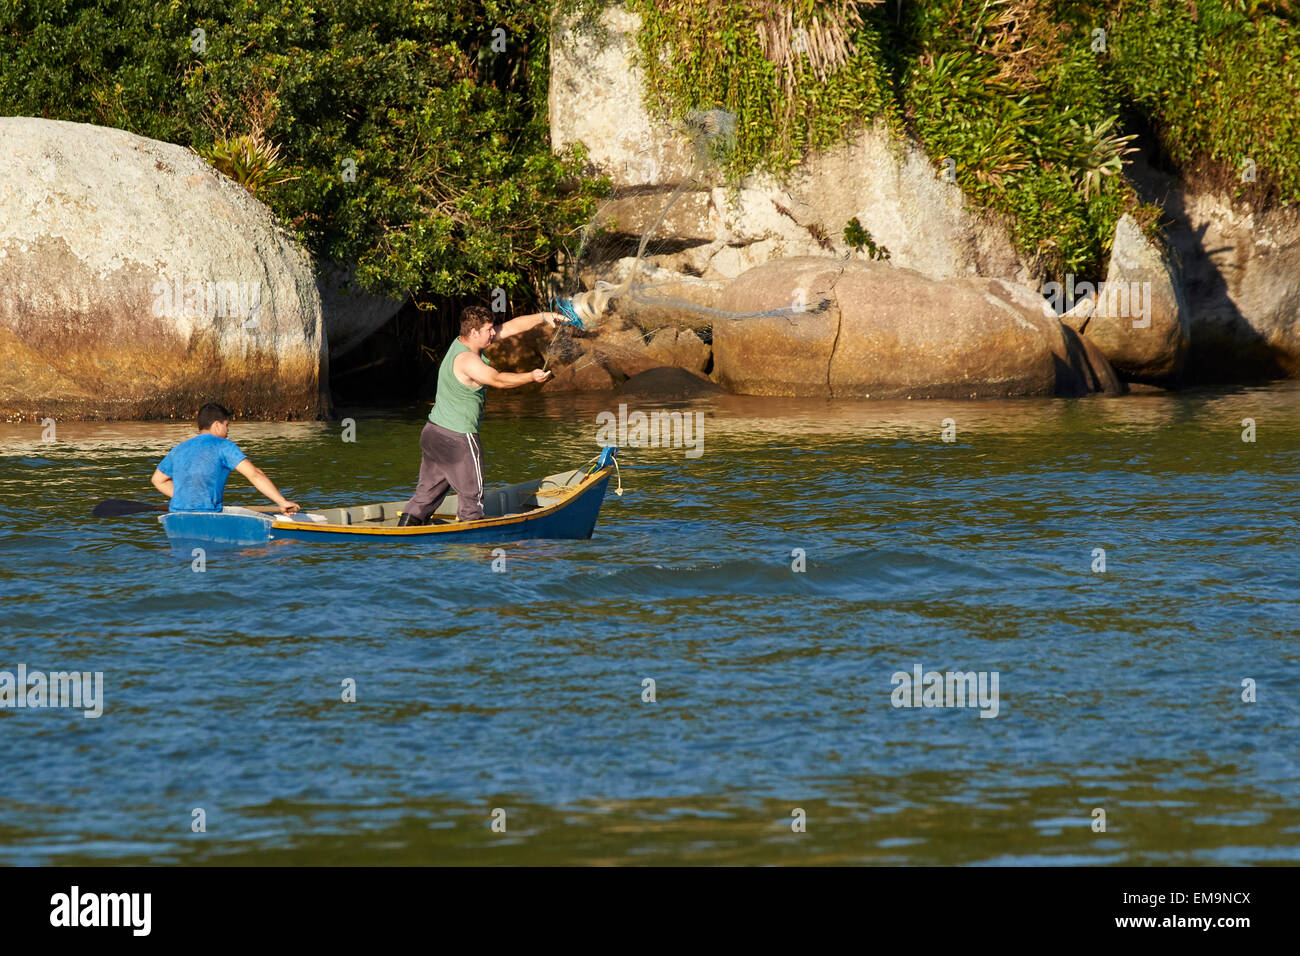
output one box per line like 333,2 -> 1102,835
200,129 -> 299,197
1107,0 -> 1300,206
1067,115 -> 1138,199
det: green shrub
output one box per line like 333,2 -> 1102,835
843,217 -> 890,259
1108,0 -> 1300,206
0,0 -> 607,302
627,0 -> 899,179
624,0 -> 1299,280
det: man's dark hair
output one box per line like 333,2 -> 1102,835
459,306 -> 495,337
197,402 -> 232,431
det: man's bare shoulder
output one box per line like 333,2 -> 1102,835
452,350 -> 486,383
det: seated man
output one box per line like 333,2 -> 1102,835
151,402 -> 299,514
399,305 -> 561,525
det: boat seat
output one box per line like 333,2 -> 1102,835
298,466 -> 592,526
487,489 -> 514,516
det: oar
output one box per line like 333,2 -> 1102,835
92,499 -> 166,517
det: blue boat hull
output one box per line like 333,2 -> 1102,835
159,465 -> 614,548
160,510 -> 275,548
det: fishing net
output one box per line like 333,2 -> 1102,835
544,108 -> 828,375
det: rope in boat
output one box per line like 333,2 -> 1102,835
582,452 -> 623,497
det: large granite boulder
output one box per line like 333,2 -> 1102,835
712,257 -> 1115,399
0,117 -> 327,421
1079,213 -> 1190,383
1169,190 -> 1300,378
982,276 -> 1123,396
1124,154 -> 1300,380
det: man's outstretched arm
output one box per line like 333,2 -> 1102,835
456,353 -> 551,389
497,311 -> 562,340
234,459 -> 300,513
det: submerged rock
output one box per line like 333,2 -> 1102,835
618,366 -> 724,399
1054,324 -> 1126,396
0,117 -> 327,421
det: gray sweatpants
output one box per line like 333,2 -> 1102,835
403,422 -> 484,522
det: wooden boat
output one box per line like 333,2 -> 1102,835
159,447 -> 620,547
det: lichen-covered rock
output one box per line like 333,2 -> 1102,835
0,117 -> 326,421
550,6 -> 694,187
1167,190 -> 1300,378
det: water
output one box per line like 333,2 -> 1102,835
1,383 -> 1298,865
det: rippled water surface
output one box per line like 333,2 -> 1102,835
1,383 -> 1298,865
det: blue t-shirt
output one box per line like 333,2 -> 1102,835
157,433 -> 247,512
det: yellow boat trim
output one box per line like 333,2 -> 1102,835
268,465 -> 614,536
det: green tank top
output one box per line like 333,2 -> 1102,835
429,339 -> 491,434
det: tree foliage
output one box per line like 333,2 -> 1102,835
626,0 -> 1299,280
0,0 -> 607,303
